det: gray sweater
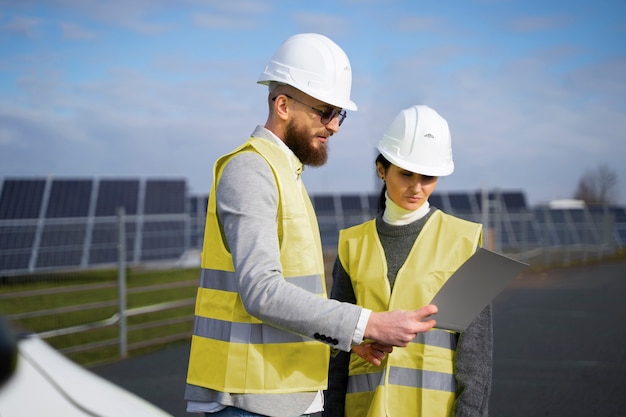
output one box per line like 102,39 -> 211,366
324,211 -> 493,417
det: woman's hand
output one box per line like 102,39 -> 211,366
352,342 -> 393,366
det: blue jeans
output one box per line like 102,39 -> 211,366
206,407 -> 313,417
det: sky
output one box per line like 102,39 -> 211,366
1,0 -> 625,207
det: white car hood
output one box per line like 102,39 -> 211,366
0,335 -> 173,417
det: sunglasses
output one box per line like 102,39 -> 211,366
273,94 -> 347,126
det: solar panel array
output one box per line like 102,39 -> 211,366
312,190 -> 534,250
0,178 -> 188,276
311,190 -> 626,257
1,177 -> 624,277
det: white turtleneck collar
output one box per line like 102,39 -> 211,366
382,192 -> 431,226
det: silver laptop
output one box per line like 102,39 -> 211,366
428,248 -> 529,332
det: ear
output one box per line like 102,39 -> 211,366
376,162 -> 386,180
272,94 -> 290,122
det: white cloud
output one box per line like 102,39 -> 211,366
507,14 -> 575,32
192,12 -> 260,30
1,16 -> 41,38
60,22 -> 97,39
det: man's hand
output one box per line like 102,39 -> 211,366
364,304 -> 438,347
352,342 -> 393,366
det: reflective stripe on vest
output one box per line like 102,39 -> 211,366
194,268 -> 324,345
199,268 -> 324,295
412,328 -> 458,351
194,316 -> 311,344
347,367 -> 456,394
346,328 -> 458,395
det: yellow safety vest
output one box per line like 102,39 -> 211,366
338,210 -> 482,417
186,137 -> 329,394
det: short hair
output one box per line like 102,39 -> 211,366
268,81 -> 283,94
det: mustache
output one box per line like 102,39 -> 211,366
319,129 -> 332,138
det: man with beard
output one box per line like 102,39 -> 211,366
184,33 -> 438,417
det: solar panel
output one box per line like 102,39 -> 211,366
368,194 -> 381,213
317,218 -> 340,249
312,195 -> 335,213
548,210 -> 567,222
34,221 -> 87,268
189,196 -> 199,214
36,247 -> 84,268
0,251 -> 32,271
88,221 -> 136,265
509,220 -> 540,246
447,192 -> 473,212
474,191 -> 504,211
95,179 -> 140,216
340,195 -> 363,212
429,193 -> 444,211
39,223 -> 87,247
501,192 -> 527,210
0,225 -> 36,251
191,195 -> 209,215
144,179 -> 186,214
141,220 -> 186,261
0,225 -> 36,271
567,209 -> 586,222
45,179 -> 93,218
0,179 -> 46,219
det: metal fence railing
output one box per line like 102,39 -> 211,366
0,279 -> 197,366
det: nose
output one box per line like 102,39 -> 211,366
325,114 -> 340,133
409,177 -> 423,192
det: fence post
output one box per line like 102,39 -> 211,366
604,207 -> 615,258
117,207 -> 128,359
482,187 -> 491,250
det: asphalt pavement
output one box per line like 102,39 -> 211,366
92,260 -> 626,417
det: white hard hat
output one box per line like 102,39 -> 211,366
257,33 -> 357,111
377,105 -> 454,176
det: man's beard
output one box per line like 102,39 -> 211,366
284,119 -> 328,166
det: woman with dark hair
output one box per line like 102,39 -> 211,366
324,105 -> 493,417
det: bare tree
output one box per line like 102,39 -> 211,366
573,164 -> 618,205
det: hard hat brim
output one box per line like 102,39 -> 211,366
378,146 -> 455,177
257,79 -> 357,111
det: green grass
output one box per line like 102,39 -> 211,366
0,267 -> 200,367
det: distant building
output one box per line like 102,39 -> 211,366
548,199 -> 586,209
